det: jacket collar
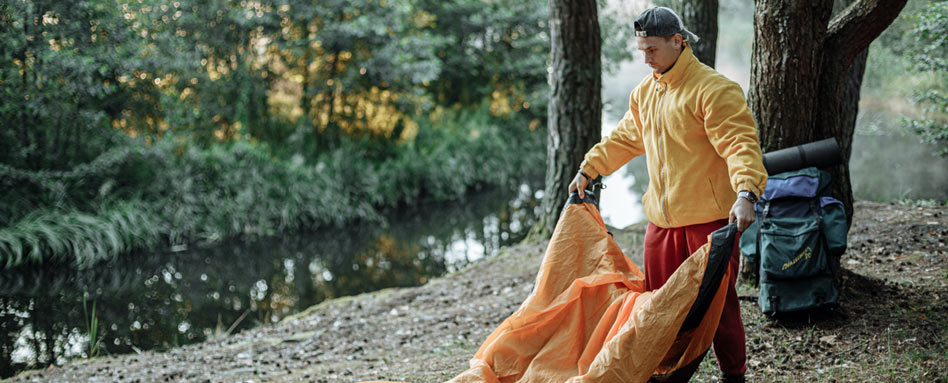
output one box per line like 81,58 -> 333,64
653,43 -> 697,88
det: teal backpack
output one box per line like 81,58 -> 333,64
740,167 -> 849,315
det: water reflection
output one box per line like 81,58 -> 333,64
0,181 -> 541,378
850,132 -> 948,201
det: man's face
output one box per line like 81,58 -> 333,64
636,34 -> 683,74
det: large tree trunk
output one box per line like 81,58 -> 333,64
740,0 -> 905,285
751,0 -> 905,223
664,0 -> 718,67
537,0 -> 602,235
748,1 -> 833,151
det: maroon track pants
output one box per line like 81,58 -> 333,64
643,219 -> 747,376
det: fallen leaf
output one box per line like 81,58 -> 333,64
819,335 -> 838,346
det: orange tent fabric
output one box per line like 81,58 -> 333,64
447,195 -> 735,383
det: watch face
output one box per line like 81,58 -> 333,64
739,191 -> 756,202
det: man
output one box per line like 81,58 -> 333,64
568,7 -> 766,383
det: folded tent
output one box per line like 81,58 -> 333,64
364,192 -> 736,383
447,191 -> 735,383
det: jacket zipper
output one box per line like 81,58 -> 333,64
655,81 -> 670,227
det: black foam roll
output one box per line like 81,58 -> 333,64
762,138 -> 841,175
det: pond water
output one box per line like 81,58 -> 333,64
0,181 -> 543,378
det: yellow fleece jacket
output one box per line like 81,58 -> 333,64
581,44 -> 767,228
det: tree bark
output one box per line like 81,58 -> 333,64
666,0 -> 718,67
740,0 -> 905,285
748,0 -> 833,152
537,0 -> 601,235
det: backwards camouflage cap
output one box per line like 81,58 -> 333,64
634,7 -> 700,42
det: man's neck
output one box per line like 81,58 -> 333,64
652,49 -> 684,77
662,49 -> 684,74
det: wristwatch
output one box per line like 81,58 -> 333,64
738,190 -> 758,203
579,170 -> 594,182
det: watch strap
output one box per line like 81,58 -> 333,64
738,190 -> 758,203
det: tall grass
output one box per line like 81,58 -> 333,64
0,202 -> 161,269
0,107 -> 545,269
84,295 -> 104,358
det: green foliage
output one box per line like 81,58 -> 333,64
416,0 -> 548,112
860,0 -> 948,155
905,1 -> 948,156
0,107 -> 543,269
0,0 -> 160,170
909,1 -> 948,73
369,106 -> 544,204
0,139 -> 175,226
1,0 -> 560,164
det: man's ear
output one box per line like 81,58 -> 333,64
674,34 -> 683,50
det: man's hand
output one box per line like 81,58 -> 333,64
729,197 -> 755,232
568,172 -> 590,199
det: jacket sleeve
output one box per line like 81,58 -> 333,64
701,81 -> 768,196
580,92 -> 646,178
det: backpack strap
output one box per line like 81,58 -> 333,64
811,198 -> 823,218
755,200 -> 767,283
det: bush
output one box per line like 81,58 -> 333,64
905,1 -> 948,156
0,107 -> 545,269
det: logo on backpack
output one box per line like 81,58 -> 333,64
781,247 -> 812,271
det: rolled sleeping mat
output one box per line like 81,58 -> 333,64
762,138 -> 841,175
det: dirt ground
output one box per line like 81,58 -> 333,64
6,201 -> 947,383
